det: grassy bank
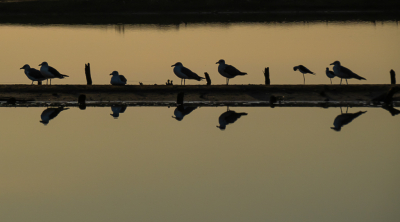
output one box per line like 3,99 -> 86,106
1,0 -> 400,14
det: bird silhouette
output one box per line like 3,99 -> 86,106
20,64 -> 47,85
110,105 -> 127,118
216,59 -> 247,85
217,107 -> 248,130
39,62 -> 69,85
330,61 -> 366,85
171,62 -> 204,85
331,107 -> 367,131
293,65 -> 315,84
325,67 -> 336,84
40,107 -> 69,125
172,105 -> 198,121
110,71 -> 127,85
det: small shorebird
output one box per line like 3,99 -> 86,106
20,64 -> 47,85
110,105 -> 127,118
39,62 -> 69,85
110,71 -> 127,85
330,61 -> 366,85
172,105 -> 198,121
216,59 -> 247,85
293,65 -> 315,84
171,62 -> 204,85
325,67 -> 336,84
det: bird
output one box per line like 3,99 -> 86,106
171,62 -> 204,85
330,61 -> 366,85
110,105 -> 127,118
216,59 -> 247,85
110,71 -> 127,85
172,105 -> 198,121
20,64 -> 47,85
39,62 -> 69,85
331,107 -> 366,131
325,67 -> 336,84
217,107 -> 248,130
40,107 -> 69,125
293,65 -> 315,84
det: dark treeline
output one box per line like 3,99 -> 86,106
1,0 -> 400,14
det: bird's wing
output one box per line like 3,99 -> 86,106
181,66 -> 204,80
340,66 -> 355,75
30,68 -> 46,79
48,66 -> 61,75
225,64 -> 246,76
299,65 -> 314,74
119,75 -> 127,83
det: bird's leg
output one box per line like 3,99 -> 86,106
50,79 -> 52,85
340,106 -> 343,114
303,74 -> 305,85
181,79 -> 182,85
340,78 -> 342,85
346,106 -> 348,113
330,79 -> 332,85
31,81 -> 34,85
184,79 -> 186,85
346,79 -> 348,85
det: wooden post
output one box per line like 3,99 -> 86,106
38,81 -> 42,85
390,69 -> 396,84
78,94 -> 86,110
177,92 -> 184,105
204,72 -> 211,85
85,63 -> 92,85
264,67 -> 270,85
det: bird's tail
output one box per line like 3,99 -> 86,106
238,72 -> 247,76
196,76 -> 206,81
352,74 -> 366,80
239,112 -> 248,116
61,74 -> 69,78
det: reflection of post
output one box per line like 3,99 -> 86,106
78,94 -> 86,110
85,63 -> 92,85
390,69 -> 396,84
204,72 -> 211,85
177,92 -> 184,105
264,67 -> 270,85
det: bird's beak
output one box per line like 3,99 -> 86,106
330,62 -> 334,65
215,61 -> 219,64
38,63 -> 42,66
171,64 -> 175,67
20,67 -> 24,69
110,73 -> 113,75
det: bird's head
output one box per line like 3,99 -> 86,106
216,59 -> 225,64
20,64 -> 30,70
171,62 -> 182,67
110,71 -> 119,76
216,125 -> 226,130
39,61 -> 48,67
40,120 -> 49,125
293,66 -> 298,71
330,61 -> 340,66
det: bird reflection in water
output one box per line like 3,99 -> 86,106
110,105 -> 127,119
331,107 -> 366,131
40,107 -> 69,125
217,107 -> 248,130
172,105 -> 198,121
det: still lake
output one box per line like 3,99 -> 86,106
0,19 -> 399,222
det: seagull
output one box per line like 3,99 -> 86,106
217,107 -> 248,130
172,105 -> 198,121
293,65 -> 315,84
110,105 -> 127,118
325,67 -> 336,84
216,59 -> 247,85
110,71 -> 127,85
20,64 -> 47,85
331,107 -> 367,131
171,62 -> 205,85
40,107 -> 69,125
330,61 -> 366,85
39,62 -> 69,85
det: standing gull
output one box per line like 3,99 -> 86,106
217,107 -> 248,130
40,107 -> 69,125
331,107 -> 367,131
171,62 -> 204,85
20,64 -> 47,85
325,67 -> 336,84
293,65 -> 315,84
110,71 -> 127,85
39,62 -> 69,85
216,59 -> 247,85
330,61 -> 366,85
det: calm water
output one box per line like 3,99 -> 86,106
1,20 -> 400,222
0,106 -> 399,222
0,21 -> 399,85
